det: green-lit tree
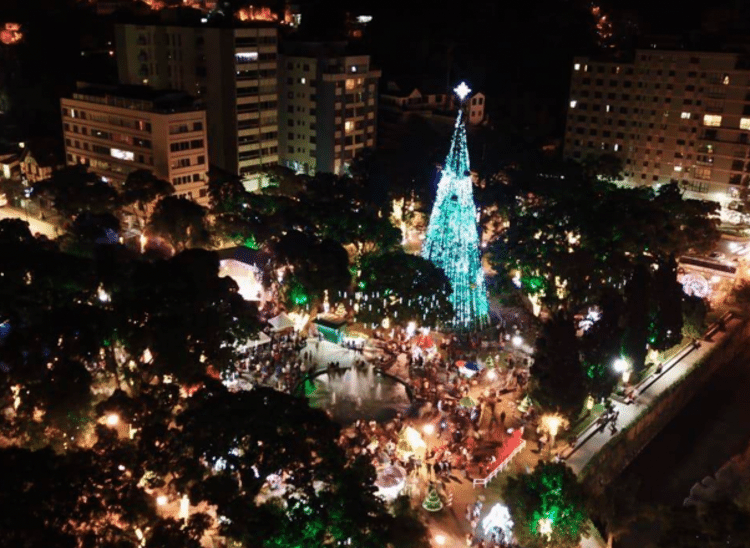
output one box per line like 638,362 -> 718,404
622,263 -> 650,379
530,312 -> 588,421
648,255 -> 684,350
580,289 -> 623,401
505,462 -> 589,548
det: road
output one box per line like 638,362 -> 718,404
0,205 -> 60,239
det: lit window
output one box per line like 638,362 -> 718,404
681,112 -> 690,119
703,114 -> 722,127
111,148 -> 134,161
569,100 -> 577,108
740,118 -> 750,130
674,165 -> 683,172
574,63 -> 581,71
344,121 -> 353,132
235,52 -> 258,63
606,105 -> 611,112
351,66 -> 357,72
723,75 -> 729,85
300,77 -> 306,84
614,143 -> 620,151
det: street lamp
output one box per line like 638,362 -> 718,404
156,495 -> 168,506
106,413 -> 119,427
538,517 -> 553,541
542,414 -> 563,454
613,357 -> 631,383
512,334 -> 523,347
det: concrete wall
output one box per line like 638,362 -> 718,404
580,314 -> 750,494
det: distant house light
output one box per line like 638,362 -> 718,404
681,112 -> 690,119
356,15 -> 373,23
574,63 -> 581,71
674,165 -> 683,172
569,100 -> 577,108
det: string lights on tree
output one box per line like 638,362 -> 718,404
422,82 -> 490,330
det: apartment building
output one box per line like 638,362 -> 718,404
278,41 -> 380,175
115,21 -> 279,187
61,83 -> 209,205
564,49 -> 750,206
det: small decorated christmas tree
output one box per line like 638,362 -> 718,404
422,484 -> 444,512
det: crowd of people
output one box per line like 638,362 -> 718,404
231,320 -> 538,547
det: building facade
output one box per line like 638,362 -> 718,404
564,49 -> 750,206
115,22 -> 279,187
278,42 -> 380,175
380,81 -> 485,125
61,83 -> 209,205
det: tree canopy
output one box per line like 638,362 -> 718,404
505,462 -> 589,548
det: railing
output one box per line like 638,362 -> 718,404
472,440 -> 526,488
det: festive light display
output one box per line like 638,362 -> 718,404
0,23 -> 22,45
680,273 -> 710,298
422,82 -> 490,330
422,484 -> 444,512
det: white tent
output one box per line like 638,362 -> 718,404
247,331 -> 272,348
268,312 -> 295,332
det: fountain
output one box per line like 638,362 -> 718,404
307,361 -> 413,424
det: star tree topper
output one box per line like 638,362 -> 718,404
454,81 -> 472,102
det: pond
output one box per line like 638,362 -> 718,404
305,363 -> 413,424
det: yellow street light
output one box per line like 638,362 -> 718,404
106,413 -> 119,427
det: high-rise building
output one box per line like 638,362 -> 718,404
115,21 -> 279,188
61,82 -> 209,205
422,83 -> 489,330
278,41 -> 380,175
564,49 -> 750,206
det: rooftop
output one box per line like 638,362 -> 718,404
70,82 -> 202,114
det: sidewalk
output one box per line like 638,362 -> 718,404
0,205 -> 60,238
564,312 -> 739,474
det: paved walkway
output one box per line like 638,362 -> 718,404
0,205 -> 60,239
564,312 -> 739,474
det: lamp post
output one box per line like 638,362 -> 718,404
613,357 -> 631,384
538,517 -> 553,542
541,414 -> 563,457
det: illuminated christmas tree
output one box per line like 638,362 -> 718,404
422,82 -> 490,330
422,484 -> 444,512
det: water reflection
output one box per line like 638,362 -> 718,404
306,363 -> 412,424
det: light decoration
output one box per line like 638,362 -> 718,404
0,23 -> 22,45
577,307 -> 602,332
482,503 -> 514,538
680,273 -> 710,298
422,82 -> 490,330
538,517 -> 553,541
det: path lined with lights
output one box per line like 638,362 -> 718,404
564,311 -> 739,475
